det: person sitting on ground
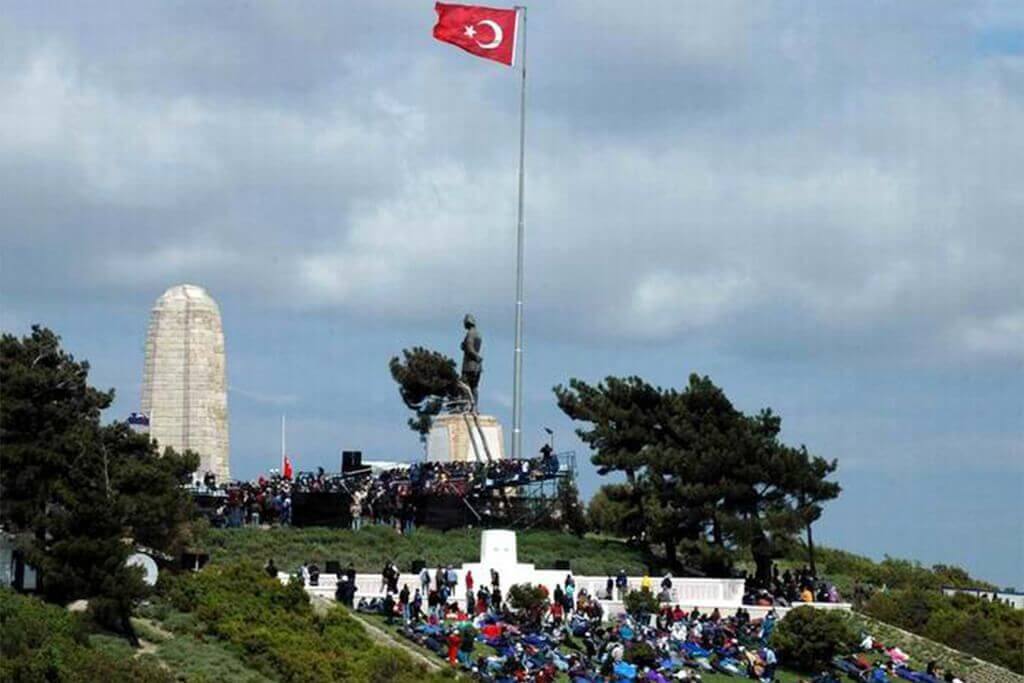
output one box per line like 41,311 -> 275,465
800,585 -> 814,602
264,558 -> 278,578
446,629 -> 461,666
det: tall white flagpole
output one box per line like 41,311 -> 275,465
511,6 -> 527,461
281,414 -> 286,471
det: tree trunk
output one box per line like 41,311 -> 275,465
664,537 -> 678,569
806,521 -> 817,576
752,531 -> 773,588
122,607 -> 140,648
625,468 -> 646,542
711,512 -> 723,547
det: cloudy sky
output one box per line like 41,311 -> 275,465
2,2 -> 1021,586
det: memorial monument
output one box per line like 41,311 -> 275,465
141,284 -> 230,481
426,314 -> 506,462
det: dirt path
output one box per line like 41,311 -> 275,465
131,617 -> 173,664
309,596 -> 447,674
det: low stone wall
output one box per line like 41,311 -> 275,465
284,571 -> 849,617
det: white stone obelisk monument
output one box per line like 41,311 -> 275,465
141,284 -> 230,481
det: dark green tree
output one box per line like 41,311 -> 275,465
556,477 -> 587,537
507,583 -> 549,626
772,606 -> 856,673
0,326 -> 198,644
0,326 -> 111,531
555,372 -> 840,579
787,445 -> 841,575
586,484 -> 636,536
622,588 -> 659,619
388,347 -> 461,442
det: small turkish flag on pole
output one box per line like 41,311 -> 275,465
433,2 -> 519,66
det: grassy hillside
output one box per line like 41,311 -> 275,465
200,524 -> 657,575
2,567 -> 454,683
196,526 -> 1023,677
0,589 -> 173,683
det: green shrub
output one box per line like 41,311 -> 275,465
772,606 -> 855,673
863,587 -> 943,631
623,588 -> 659,618
0,589 -> 173,683
625,640 -> 658,668
155,562 -> 450,682
508,583 -> 549,625
863,589 -> 1024,673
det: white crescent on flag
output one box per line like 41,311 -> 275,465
475,19 -> 503,49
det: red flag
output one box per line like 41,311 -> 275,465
433,2 -> 518,66
283,456 -> 293,480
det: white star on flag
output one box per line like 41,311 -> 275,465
463,24 -> 476,38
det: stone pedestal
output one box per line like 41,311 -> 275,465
426,413 -> 505,462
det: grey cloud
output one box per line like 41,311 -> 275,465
1,1 -> 1022,368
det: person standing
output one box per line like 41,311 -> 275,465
410,589 -> 422,622
345,561 -> 356,585
420,566 -> 431,595
616,569 -> 628,600
350,497 -> 362,531
399,584 -> 410,622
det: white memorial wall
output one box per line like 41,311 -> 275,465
285,529 -> 846,619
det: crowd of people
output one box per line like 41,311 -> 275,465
259,557 -> 967,682
357,567 -> 781,681
195,451 -> 563,529
350,572 -> 969,682
743,566 -> 843,608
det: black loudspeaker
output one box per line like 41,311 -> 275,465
554,560 -> 571,571
341,451 -> 363,473
181,552 -> 210,571
411,560 -> 426,573
325,561 -> 341,575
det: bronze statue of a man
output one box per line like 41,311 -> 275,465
460,314 -> 483,408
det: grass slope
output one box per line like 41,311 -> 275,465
201,525 -> 654,575
196,526 -> 1023,678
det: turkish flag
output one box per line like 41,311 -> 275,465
433,2 -> 518,67
283,456 -> 293,480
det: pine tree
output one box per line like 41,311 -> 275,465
0,326 -> 198,645
555,371 -> 840,577
388,347 -> 461,441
